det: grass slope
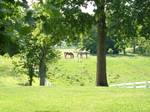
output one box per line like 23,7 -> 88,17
0,55 -> 150,112
107,55 -> 150,83
48,55 -> 150,86
1,55 -> 150,86
0,87 -> 150,112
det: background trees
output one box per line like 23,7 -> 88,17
0,0 -> 150,86
0,0 -> 20,56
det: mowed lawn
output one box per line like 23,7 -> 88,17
0,55 -> 150,112
0,86 -> 150,112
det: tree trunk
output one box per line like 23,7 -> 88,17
39,47 -> 46,86
96,0 -> 108,86
133,38 -> 136,53
133,44 -> 136,53
29,75 -> 33,86
28,65 -> 34,86
123,48 -> 126,55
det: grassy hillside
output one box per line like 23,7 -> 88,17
0,55 -> 150,112
0,86 -> 150,112
1,54 -> 150,86
47,54 -> 150,86
0,55 -> 28,86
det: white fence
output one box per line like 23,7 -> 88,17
110,81 -> 150,88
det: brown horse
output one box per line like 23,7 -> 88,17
64,52 -> 74,59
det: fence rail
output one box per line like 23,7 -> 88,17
110,81 -> 150,88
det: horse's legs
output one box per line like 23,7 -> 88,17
80,53 -> 83,58
86,53 -> 88,59
77,53 -> 79,58
64,53 -> 66,59
64,53 -> 68,59
65,54 -> 67,59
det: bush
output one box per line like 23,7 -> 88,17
136,37 -> 150,56
108,48 -> 113,54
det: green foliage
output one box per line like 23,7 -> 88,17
107,48 -> 113,54
80,26 -> 120,54
134,0 -> 150,38
106,0 -> 150,54
136,37 -> 150,56
13,1 -> 63,85
80,26 -> 97,54
0,0 -> 20,56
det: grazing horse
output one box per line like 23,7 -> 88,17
64,52 -> 74,59
77,51 -> 89,58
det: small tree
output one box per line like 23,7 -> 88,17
13,0 -> 60,86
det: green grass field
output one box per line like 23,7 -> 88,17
47,54 -> 150,86
0,86 -> 150,112
1,54 -> 150,86
0,55 -> 150,112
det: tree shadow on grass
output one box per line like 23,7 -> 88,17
17,82 -> 31,86
35,111 -> 60,112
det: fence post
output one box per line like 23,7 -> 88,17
146,81 -> 149,88
133,82 -> 136,88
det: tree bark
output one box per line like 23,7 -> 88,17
96,0 -> 108,86
29,75 -> 33,86
39,47 -> 46,86
132,38 -> 136,53
28,65 -> 34,86
123,48 -> 126,55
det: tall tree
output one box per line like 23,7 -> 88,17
13,0 -> 60,86
59,0 -> 108,86
95,0 -> 108,86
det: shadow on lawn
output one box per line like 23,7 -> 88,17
35,110 -> 60,112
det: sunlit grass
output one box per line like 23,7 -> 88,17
47,54 -> 150,86
0,86 -> 150,112
1,54 -> 150,86
0,55 -> 150,112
